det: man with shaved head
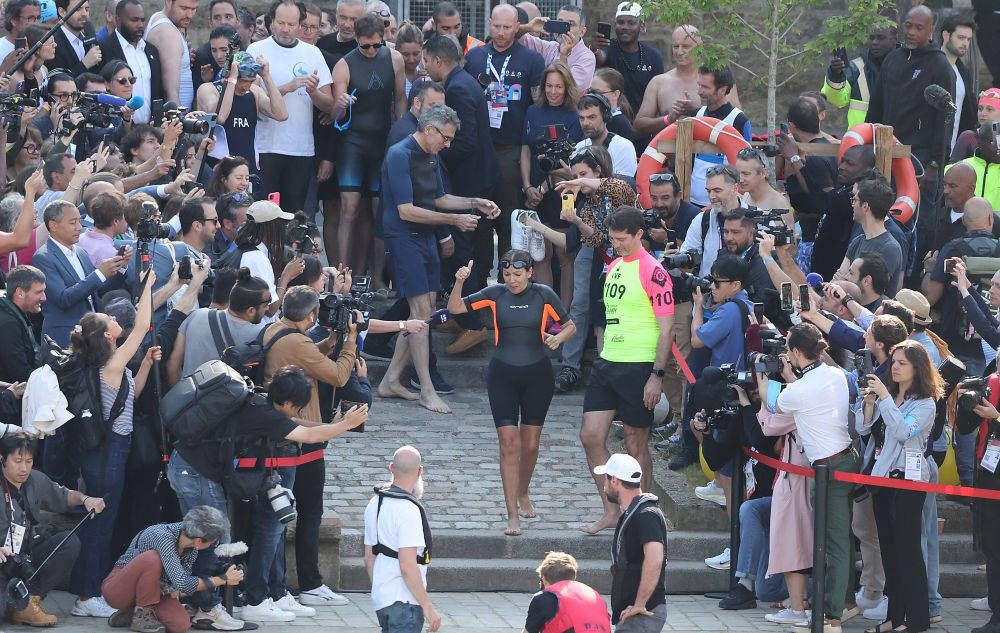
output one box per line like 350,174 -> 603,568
464,3 -> 545,291
931,161 -> 1000,250
364,445 -> 441,633
633,25 -> 711,138
867,6 -> 955,169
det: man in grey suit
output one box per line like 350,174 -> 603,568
31,200 -> 130,347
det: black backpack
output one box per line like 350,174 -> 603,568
220,323 -> 297,386
159,359 -> 252,445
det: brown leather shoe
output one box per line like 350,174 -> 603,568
436,319 -> 461,334
445,328 -> 489,354
11,595 -> 57,627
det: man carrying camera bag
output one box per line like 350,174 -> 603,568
0,432 -> 106,627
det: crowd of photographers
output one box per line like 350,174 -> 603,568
0,0 -> 992,632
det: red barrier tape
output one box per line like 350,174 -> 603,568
235,449 -> 325,469
673,342 -> 696,385
743,447 -> 1000,500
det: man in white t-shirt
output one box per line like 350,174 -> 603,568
574,92 -> 637,178
0,0 -> 39,74
247,0 -> 337,215
776,322 -> 857,633
363,446 -> 442,633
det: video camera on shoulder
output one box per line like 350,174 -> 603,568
533,124 -> 575,172
746,206 -> 794,246
136,202 -> 170,241
318,276 -> 375,335
286,222 -> 321,255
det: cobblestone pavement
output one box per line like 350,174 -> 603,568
322,388 -> 608,532
34,590 -> 993,632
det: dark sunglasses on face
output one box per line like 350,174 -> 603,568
501,260 -> 530,270
359,40 -> 384,50
707,275 -> 732,286
116,76 -> 137,85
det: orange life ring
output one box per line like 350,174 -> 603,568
637,116 -> 751,210
837,123 -> 918,224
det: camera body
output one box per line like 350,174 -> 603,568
746,206 -> 793,246
673,271 -> 711,295
957,376 -> 991,414
748,329 -> 787,377
182,113 -> 217,135
71,93 -> 118,129
705,402 -> 739,430
534,124 -> 575,172
661,251 -> 701,270
177,255 -> 216,285
286,222 -> 321,255
720,362 -> 755,391
318,288 -> 374,334
0,90 -> 38,130
265,475 -> 297,524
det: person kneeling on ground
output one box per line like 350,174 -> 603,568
522,551 -> 611,633
102,506 -> 243,633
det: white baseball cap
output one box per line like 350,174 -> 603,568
615,2 -> 642,18
247,200 -> 294,223
594,453 -> 642,483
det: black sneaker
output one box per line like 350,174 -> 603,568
554,366 -> 581,392
719,584 -> 757,610
410,372 -> 455,395
668,452 -> 697,470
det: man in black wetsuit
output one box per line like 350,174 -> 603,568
331,14 -> 407,274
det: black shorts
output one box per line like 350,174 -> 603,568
583,358 -> 655,428
487,357 -> 554,428
335,134 -> 383,195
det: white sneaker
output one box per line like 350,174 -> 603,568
240,598 -> 295,622
766,608 -> 807,624
193,605 -> 245,631
695,481 -> 727,506
971,597 -> 992,611
72,596 -> 117,617
862,596 -> 888,621
705,547 -> 730,570
855,587 -> 883,611
274,593 -> 317,617
298,585 -> 349,606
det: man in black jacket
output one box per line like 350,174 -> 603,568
51,0 -> 100,76
866,5 -> 955,166
0,265 -> 45,384
940,15 -> 978,145
97,0 -> 164,122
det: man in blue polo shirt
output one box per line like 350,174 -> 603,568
465,3 -> 544,280
376,103 -> 500,414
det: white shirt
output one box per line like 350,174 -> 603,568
61,26 -> 85,61
116,30 -> 152,123
363,492 -> 427,611
0,38 -> 13,63
53,238 -> 104,310
575,134 -> 638,178
240,244 -> 277,325
776,364 -> 852,463
247,37 -> 332,156
952,64 -> 965,152
680,208 -> 726,277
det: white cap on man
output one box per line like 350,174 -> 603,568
615,1 -> 642,18
594,453 -> 642,483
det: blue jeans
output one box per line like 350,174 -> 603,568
376,601 -> 424,633
67,432 -> 131,598
735,497 -> 788,602
921,459 -> 942,617
244,457 -> 296,606
167,450 -> 229,611
957,354 -> 987,486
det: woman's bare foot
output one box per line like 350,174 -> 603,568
504,517 -> 522,536
378,380 -> 419,401
579,511 -> 619,535
517,496 -> 537,518
419,391 -> 452,413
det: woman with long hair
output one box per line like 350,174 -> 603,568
394,21 -> 423,97
859,339 -> 943,633
521,61 -> 581,308
228,201 -> 303,318
448,249 -> 575,536
591,68 -> 634,141
65,271 -> 160,617
206,155 -> 251,198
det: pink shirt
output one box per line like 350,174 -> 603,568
518,33 -> 596,92
77,229 -> 117,268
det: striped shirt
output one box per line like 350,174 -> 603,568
100,367 -> 134,436
114,523 -> 200,595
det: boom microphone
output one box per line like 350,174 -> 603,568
93,92 -> 127,107
806,272 -> 824,290
126,95 -> 144,110
924,84 -> 956,112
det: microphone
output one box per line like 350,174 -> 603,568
92,92 -> 127,107
126,95 -> 144,110
806,272 -> 824,290
924,84 -> 956,112
4,95 -> 38,107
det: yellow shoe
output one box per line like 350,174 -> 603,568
445,328 -> 490,354
11,596 -> 57,627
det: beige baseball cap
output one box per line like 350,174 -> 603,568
247,200 -> 294,223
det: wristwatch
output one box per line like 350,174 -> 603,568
397,321 -> 405,331
651,368 -> 665,378
789,155 -> 802,164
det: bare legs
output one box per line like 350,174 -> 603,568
377,291 -> 451,413
579,410 -> 619,534
337,191 -> 370,271
497,424 -> 543,536
321,199 -> 340,266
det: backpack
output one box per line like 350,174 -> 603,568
220,325 -> 297,386
159,359 -> 252,445
40,335 -> 129,451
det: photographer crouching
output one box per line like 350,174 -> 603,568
689,367 -> 787,610
0,432 -> 106,626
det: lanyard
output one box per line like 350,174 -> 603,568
334,89 -> 357,131
486,49 -> 510,84
3,479 -> 18,553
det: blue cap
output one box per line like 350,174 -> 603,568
38,0 -> 57,22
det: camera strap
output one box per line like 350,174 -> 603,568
371,484 -> 431,565
208,310 -> 236,355
976,374 -> 1000,461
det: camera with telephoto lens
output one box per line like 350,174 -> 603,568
704,402 -> 740,430
661,251 -> 701,270
534,124 -> 575,172
285,222 -> 320,255
265,475 -> 296,524
177,255 -> 215,285
672,271 -> 711,295
747,329 -> 787,377
136,203 -> 170,241
0,90 -> 38,130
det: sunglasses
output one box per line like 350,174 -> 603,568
359,40 -> 384,50
116,76 -> 137,85
222,191 -> 253,207
370,8 -> 390,17
501,260 -> 530,269
737,147 -> 765,164
707,275 -> 733,286
648,172 -> 677,184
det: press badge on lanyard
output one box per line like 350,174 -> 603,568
982,439 -> 1000,473
904,450 -> 923,481
5,487 -> 23,552
486,52 -> 510,129
744,458 -> 757,497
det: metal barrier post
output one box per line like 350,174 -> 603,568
812,464 -> 829,633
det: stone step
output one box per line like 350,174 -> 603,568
339,556 -> 730,594
940,562 -> 991,598
340,528 -> 612,561
940,533 -> 985,564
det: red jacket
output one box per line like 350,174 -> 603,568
541,580 -> 611,633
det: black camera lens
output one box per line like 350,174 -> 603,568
182,118 -> 210,135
